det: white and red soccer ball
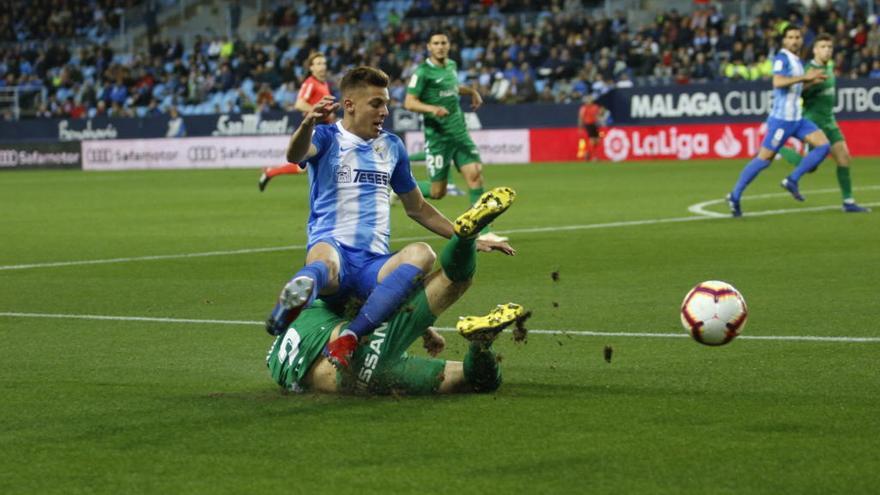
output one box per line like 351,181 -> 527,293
680,281 -> 748,346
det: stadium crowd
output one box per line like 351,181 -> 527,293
1,0 -> 879,120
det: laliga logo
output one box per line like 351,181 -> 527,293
603,129 -> 630,162
713,126 -> 742,158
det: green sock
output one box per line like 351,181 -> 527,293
778,147 -> 803,167
439,234 -> 476,282
417,180 -> 432,198
468,187 -> 491,234
836,166 -> 853,201
409,150 -> 426,162
463,342 -> 501,393
468,186 -> 484,206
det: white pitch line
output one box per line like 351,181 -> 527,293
0,244 -> 308,271
2,311 -> 878,343
3,186 -> 878,272
688,185 -> 880,217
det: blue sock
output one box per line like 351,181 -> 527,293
346,263 -> 424,338
789,143 -> 830,181
732,157 -> 771,200
292,261 -> 329,307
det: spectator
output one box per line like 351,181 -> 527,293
165,106 -> 185,137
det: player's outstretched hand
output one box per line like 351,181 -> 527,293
476,239 -> 516,256
423,328 -> 446,357
805,68 -> 828,82
305,96 -> 339,124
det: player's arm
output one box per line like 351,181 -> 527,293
397,190 -> 515,255
459,83 -> 482,110
286,96 -> 338,163
293,97 -> 314,114
404,93 -> 449,117
398,189 -> 455,238
294,81 -> 315,114
773,68 -> 826,88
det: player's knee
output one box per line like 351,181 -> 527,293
405,242 -> 437,272
461,163 -> 483,187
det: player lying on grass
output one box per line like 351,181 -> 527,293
266,65 -> 515,371
266,219 -> 528,395
776,33 -> 870,213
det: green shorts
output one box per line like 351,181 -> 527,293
343,290 -> 445,395
424,135 -> 482,182
806,115 -> 845,145
266,292 -> 445,395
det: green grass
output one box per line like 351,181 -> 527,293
1,158 -> 879,494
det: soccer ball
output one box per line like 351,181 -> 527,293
680,281 -> 748,346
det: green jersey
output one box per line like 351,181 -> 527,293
266,300 -> 343,392
407,59 -> 469,142
802,60 -> 836,124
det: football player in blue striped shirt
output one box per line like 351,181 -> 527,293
727,25 -> 830,217
266,66 -> 515,369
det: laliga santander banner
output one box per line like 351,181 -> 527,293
529,120 -> 880,162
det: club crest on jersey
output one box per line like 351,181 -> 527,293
373,143 -> 386,160
336,164 -> 351,183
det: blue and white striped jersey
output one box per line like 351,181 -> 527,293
769,48 -> 804,121
302,122 -> 417,255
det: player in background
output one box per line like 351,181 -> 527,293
267,207 -> 527,395
727,25 -> 830,217
404,31 -> 508,242
776,34 -> 870,213
267,66 -> 515,370
576,94 -> 606,161
258,52 -> 334,191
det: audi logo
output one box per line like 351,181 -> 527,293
87,149 -> 113,163
187,146 -> 218,161
0,150 -> 18,166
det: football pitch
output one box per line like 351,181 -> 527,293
2,158 -> 879,494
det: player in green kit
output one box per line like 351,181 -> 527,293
405,31 -> 508,242
266,187 -> 524,395
777,33 -> 870,213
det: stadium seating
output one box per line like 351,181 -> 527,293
1,0 -> 878,120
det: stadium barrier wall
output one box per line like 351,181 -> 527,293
0,142 -> 82,170
403,130 -> 530,164
81,135 -> 288,171
529,120 -> 880,162
605,79 -> 880,125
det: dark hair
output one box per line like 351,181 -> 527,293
428,30 -> 449,42
781,24 -> 801,38
813,33 -> 833,44
340,66 -> 390,95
